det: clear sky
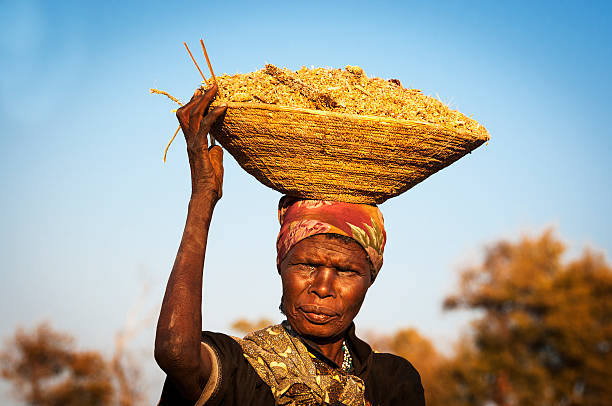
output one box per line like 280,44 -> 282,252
1,0 -> 611,403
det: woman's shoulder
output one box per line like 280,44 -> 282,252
367,352 -> 425,405
198,331 -> 274,406
371,351 -> 421,378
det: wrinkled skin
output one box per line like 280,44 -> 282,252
155,85 -> 227,401
176,85 -> 227,198
280,234 -> 372,365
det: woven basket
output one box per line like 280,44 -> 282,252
210,102 -> 489,204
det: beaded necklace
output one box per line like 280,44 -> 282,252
341,340 -> 353,373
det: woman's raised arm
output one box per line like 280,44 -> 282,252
154,84 -> 227,400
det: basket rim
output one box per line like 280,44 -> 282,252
212,101 -> 490,141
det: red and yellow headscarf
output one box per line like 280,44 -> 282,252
276,197 -> 386,281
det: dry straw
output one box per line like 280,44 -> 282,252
200,39 -> 221,99
150,88 -> 183,162
183,42 -> 208,85
153,40 -> 489,201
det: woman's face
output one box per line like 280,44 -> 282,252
279,234 -> 372,341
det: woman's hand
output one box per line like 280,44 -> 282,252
176,84 -> 227,200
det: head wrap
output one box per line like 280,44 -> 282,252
276,196 -> 386,281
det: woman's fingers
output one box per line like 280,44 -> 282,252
176,97 -> 198,131
176,104 -> 190,130
190,87 -> 204,101
176,85 -> 216,134
188,84 -> 219,132
199,104 -> 227,136
191,104 -> 227,154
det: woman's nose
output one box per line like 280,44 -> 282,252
309,267 -> 336,298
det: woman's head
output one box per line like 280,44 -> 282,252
276,197 -> 387,339
276,197 -> 386,281
279,233 -> 372,341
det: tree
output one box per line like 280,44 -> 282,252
0,323 -> 113,406
1,322 -> 147,406
231,318 -> 275,335
367,327 -> 451,406
444,230 -> 612,406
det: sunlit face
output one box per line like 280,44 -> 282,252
279,234 -> 373,341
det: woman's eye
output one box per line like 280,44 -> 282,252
297,264 -> 315,271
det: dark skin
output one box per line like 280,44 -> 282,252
154,85 -> 373,400
154,84 -> 227,400
280,234 -> 372,365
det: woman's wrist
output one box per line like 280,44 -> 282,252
189,189 -> 219,212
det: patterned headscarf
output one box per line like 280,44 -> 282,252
277,197 -> 386,281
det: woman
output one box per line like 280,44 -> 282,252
155,85 -> 425,405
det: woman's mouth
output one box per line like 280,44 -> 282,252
298,304 -> 339,324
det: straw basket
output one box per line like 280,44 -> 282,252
210,102 -> 489,204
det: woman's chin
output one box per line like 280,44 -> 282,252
288,314 -> 346,340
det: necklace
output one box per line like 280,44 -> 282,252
341,341 -> 353,373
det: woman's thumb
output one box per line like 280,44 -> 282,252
208,145 -> 224,188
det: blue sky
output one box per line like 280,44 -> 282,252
1,0 -> 611,402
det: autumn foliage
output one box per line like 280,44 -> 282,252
441,230 -> 612,406
0,323 -> 143,406
0,324 -> 113,406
